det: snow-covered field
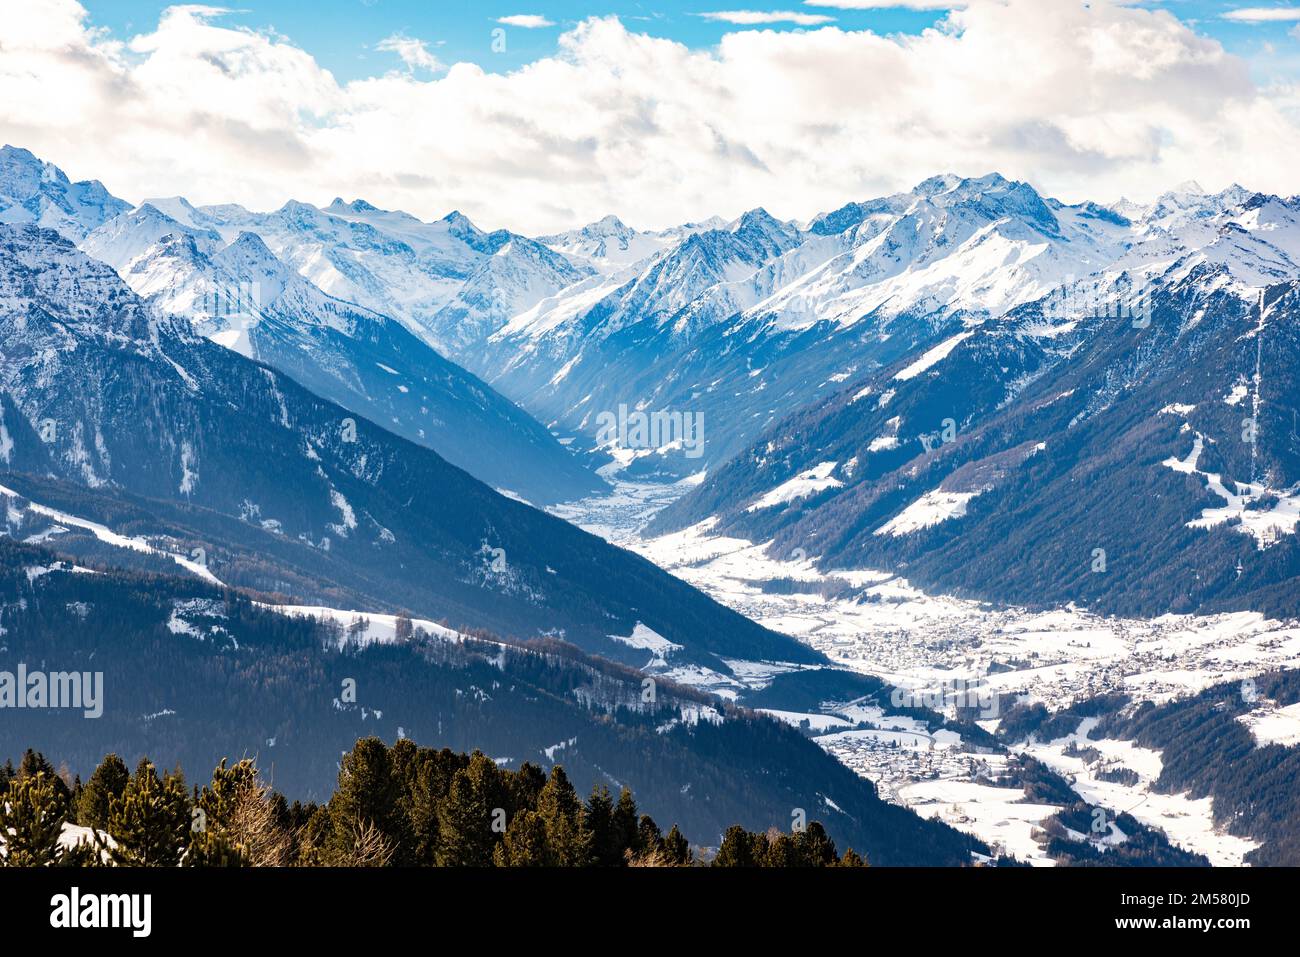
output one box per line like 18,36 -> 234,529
551,478 -> 1300,866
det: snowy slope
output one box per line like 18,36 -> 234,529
78,201 -> 603,504
0,145 -> 129,241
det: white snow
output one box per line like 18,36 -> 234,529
1238,700 -> 1300,747
746,462 -> 843,511
875,489 -> 979,537
607,622 -> 681,656
894,331 -> 973,381
1162,435 -> 1300,548
0,483 -> 219,584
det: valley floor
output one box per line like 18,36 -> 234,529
550,477 -> 1300,866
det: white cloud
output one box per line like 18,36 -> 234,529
805,1 -> 964,9
4,0 -> 1300,236
1222,7 -> 1300,22
375,33 -> 442,72
496,15 -> 556,29
698,10 -> 837,26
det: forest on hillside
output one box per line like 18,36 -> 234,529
0,739 -> 866,868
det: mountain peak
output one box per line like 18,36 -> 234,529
0,144 -> 46,168
582,214 -> 631,237
735,207 -> 779,229
914,173 -> 966,197
328,197 -> 379,214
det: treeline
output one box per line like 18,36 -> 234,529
0,534 -> 983,864
996,756 -> 1210,867
0,737 -> 866,868
1098,670 -> 1300,866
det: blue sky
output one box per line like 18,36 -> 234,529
85,2 -> 948,77
80,1 -> 1300,84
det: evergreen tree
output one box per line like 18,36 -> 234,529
795,822 -> 839,867
493,809 -> 548,867
100,760 -> 191,867
637,813 -> 663,854
328,738 -> 411,865
838,847 -> 868,867
184,830 -> 248,867
436,752 -> 502,866
537,766 -> 592,866
0,772 -> 67,866
78,753 -> 130,831
661,824 -> 693,866
713,825 -> 760,867
764,832 -> 798,867
583,785 -> 620,866
509,762 -> 547,813
611,788 -> 640,860
196,758 -> 259,834
406,756 -> 445,865
18,750 -> 71,810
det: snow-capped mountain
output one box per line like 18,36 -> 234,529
450,176 -> 1135,475
0,223 -> 812,667
449,174 -> 1300,487
422,231 -> 591,354
538,214 -> 726,275
79,201 -> 603,504
0,145 -> 129,240
132,193 -> 590,357
654,250 -> 1300,618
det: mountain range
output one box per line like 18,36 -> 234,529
4,143 -> 1300,863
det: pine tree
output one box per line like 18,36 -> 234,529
661,824 -> 693,866
611,787 -> 640,860
436,753 -> 502,866
196,759 -> 259,832
713,825 -> 760,867
100,760 -> 191,867
18,750 -> 71,810
493,809 -> 548,867
78,753 -> 130,831
327,738 -> 411,865
764,832 -> 798,867
583,785 -> 620,866
795,822 -> 839,867
0,772 -> 67,866
184,830 -> 248,867
838,847 -> 868,867
509,762 -> 547,812
637,813 -> 663,855
537,766 -> 592,866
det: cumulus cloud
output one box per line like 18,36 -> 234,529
375,33 -> 443,72
3,0 -> 1300,236
698,10 -> 837,25
496,15 -> 556,29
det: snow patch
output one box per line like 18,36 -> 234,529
747,461 -> 843,511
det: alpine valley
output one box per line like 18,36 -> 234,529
2,143 -> 1299,866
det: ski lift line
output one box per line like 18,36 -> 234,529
1251,289 -> 1266,488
